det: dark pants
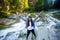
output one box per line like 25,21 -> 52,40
26,29 -> 36,39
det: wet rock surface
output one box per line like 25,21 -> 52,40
0,11 -> 60,40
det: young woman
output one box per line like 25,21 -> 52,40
20,14 -> 40,40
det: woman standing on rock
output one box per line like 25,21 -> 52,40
20,14 -> 41,40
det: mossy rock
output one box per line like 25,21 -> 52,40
0,25 -> 9,30
52,13 -> 60,20
37,11 -> 46,21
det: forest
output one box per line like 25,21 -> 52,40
0,0 -> 60,17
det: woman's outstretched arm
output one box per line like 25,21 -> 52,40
34,14 -> 41,22
19,14 -> 26,21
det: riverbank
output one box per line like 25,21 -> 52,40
0,14 -> 20,29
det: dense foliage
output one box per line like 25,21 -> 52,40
0,0 -> 58,17
0,0 -> 29,17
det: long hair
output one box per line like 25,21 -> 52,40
27,18 -> 34,26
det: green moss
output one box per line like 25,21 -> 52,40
52,13 -> 60,20
22,34 -> 26,37
0,25 -> 10,30
18,33 -> 26,38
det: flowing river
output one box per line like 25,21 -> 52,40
0,11 -> 60,40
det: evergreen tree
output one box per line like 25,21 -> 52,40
54,0 -> 60,9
